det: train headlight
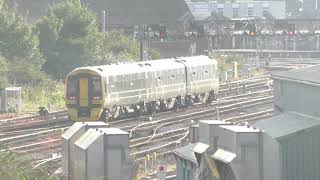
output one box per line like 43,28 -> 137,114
92,96 -> 101,100
68,96 -> 76,100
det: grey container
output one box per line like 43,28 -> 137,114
61,122 -> 109,180
189,124 -> 199,143
198,120 -> 231,151
73,128 -> 131,180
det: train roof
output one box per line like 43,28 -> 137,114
68,55 -> 216,77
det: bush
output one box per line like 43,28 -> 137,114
0,148 -> 59,179
22,80 -> 65,112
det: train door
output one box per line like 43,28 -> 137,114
79,78 -> 89,107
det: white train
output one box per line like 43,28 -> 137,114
66,56 -> 219,121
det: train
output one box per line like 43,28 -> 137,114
65,56 -> 219,121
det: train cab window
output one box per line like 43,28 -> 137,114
91,77 -> 102,99
67,77 -> 77,99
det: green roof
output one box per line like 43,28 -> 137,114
272,65 -> 320,85
173,143 -> 198,165
254,111 -> 320,140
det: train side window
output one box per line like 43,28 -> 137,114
171,75 -> 175,80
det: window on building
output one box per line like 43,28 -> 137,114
248,7 -> 254,17
218,8 -> 224,15
263,6 -> 270,16
233,8 -> 239,18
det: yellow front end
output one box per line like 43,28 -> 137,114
67,107 -> 103,121
66,72 -> 105,122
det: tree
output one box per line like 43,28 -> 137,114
0,54 -> 7,88
0,0 -> 44,84
101,30 -> 162,63
37,0 -> 102,79
101,31 -> 140,63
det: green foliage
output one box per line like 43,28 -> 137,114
0,149 -> 58,179
0,0 -> 44,84
22,79 -> 65,112
37,0 -> 102,79
0,54 -> 7,88
101,31 -> 139,63
101,30 -> 161,63
211,54 -> 243,75
148,49 -> 162,60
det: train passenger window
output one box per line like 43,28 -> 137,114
171,75 -> 175,79
193,72 -> 196,76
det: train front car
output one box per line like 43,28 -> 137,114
66,68 -> 104,121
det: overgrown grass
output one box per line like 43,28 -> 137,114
22,81 -> 65,112
0,148 -> 59,180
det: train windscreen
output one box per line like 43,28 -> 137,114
91,77 -> 102,100
67,77 -> 77,100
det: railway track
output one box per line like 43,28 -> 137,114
0,76 -> 273,176
0,76 -> 270,132
8,89 -> 273,163
1,83 -> 272,154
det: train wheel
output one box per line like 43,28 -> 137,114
206,90 -> 216,104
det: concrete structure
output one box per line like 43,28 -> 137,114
0,87 -> 22,114
186,0 -> 286,21
254,111 -> 320,180
175,65 -> 320,180
199,120 -> 231,149
175,122 -> 261,180
61,122 -> 109,180
73,128 -> 136,180
272,65 -> 320,116
174,143 -> 198,180
175,118 -> 320,180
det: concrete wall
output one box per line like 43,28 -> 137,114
61,122 -> 108,180
262,133 -> 280,180
280,125 -> 320,180
273,79 -> 320,117
104,134 -> 130,180
73,129 -> 105,180
175,157 -> 197,180
199,121 -> 231,151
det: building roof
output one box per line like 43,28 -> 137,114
254,111 -> 320,140
220,125 -> 260,133
85,0 -> 191,26
193,142 -> 209,154
200,120 -> 231,125
100,128 -> 128,135
272,65 -> 320,85
173,143 -> 198,165
212,148 -> 236,164
61,122 -> 108,140
74,128 -> 103,149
